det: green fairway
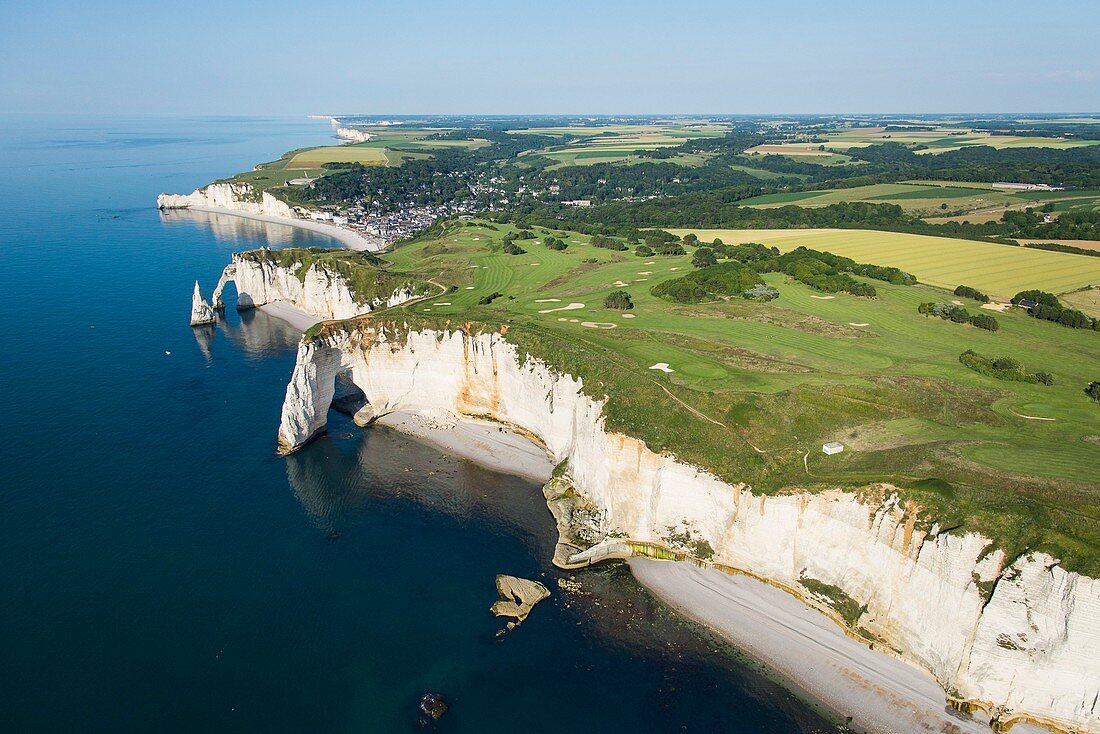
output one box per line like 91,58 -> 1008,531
668,228 -> 1100,296
360,219 -> 1100,572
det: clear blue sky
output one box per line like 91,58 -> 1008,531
2,0 -> 1097,114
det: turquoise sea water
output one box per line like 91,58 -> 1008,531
0,115 -> 830,732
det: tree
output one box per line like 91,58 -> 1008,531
692,247 -> 717,268
635,245 -> 654,257
970,313 -> 999,331
1087,381 -> 1100,401
604,290 -> 634,310
682,233 -> 699,246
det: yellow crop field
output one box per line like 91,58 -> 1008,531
286,146 -> 389,169
668,228 -> 1100,296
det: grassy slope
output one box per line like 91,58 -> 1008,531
370,220 -> 1100,573
667,228 -> 1100,297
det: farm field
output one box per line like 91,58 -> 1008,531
286,145 -> 389,169
1062,287 -> 1100,319
747,126 -> 1100,157
665,228 -> 1100,295
370,219 -> 1100,572
509,123 -> 730,167
737,182 -> 1100,218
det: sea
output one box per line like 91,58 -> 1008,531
0,115 -> 832,732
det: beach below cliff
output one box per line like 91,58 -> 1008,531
186,205 -> 385,252
630,559 -> 1050,734
373,412 -> 555,483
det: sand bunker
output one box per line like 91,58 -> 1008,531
951,300 -> 964,305
981,302 -> 1011,312
635,278 -> 649,282
649,363 -> 675,373
581,322 -> 617,329
539,302 -> 585,314
621,313 -> 636,319
557,317 -> 568,322
465,286 -> 475,290
810,295 -> 836,300
568,318 -> 580,323
467,264 -> 480,269
849,322 -> 870,327
669,267 -> 680,271
638,271 -> 653,275
433,302 -> 451,306
645,261 -> 656,265
423,308 -> 432,312
534,298 -> 561,303
613,280 -> 628,287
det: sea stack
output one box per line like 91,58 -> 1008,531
189,281 -> 215,326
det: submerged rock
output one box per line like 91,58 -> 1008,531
419,692 -> 448,721
491,575 -> 550,627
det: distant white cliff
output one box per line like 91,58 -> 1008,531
157,182 -> 295,219
335,127 -> 372,143
193,252 -> 419,325
276,324 -> 1100,734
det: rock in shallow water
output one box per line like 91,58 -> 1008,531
490,574 -> 550,628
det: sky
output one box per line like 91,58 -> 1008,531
2,0 -> 1098,115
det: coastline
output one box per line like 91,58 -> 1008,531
373,412 -> 556,483
629,559 -> 1047,734
184,205 -> 385,252
307,402 -> 1028,734
256,301 -> 322,332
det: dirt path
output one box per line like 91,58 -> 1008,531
1010,410 -> 1057,422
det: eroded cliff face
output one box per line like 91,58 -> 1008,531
157,182 -> 295,219
276,326 -> 1100,733
206,253 -> 417,321
335,127 -> 372,143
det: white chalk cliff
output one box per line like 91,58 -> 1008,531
335,127 -> 372,143
277,325 -> 1100,734
157,182 -> 295,219
189,281 -> 215,326
205,253 -> 418,322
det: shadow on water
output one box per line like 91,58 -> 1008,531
159,208 -> 343,250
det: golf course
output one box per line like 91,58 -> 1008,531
321,218 -> 1100,574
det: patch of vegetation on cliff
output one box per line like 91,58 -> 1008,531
799,574 -> 867,627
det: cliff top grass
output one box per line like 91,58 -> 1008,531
319,219 -> 1100,574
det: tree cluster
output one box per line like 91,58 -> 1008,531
1012,290 -> 1099,330
959,350 -> 1053,385
954,285 -> 990,303
918,302 -> 999,331
651,262 -> 763,303
604,290 -> 634,310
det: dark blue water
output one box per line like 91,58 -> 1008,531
0,115 -> 832,733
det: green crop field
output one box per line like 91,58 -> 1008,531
349,219 -> 1100,573
666,228 -> 1100,296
